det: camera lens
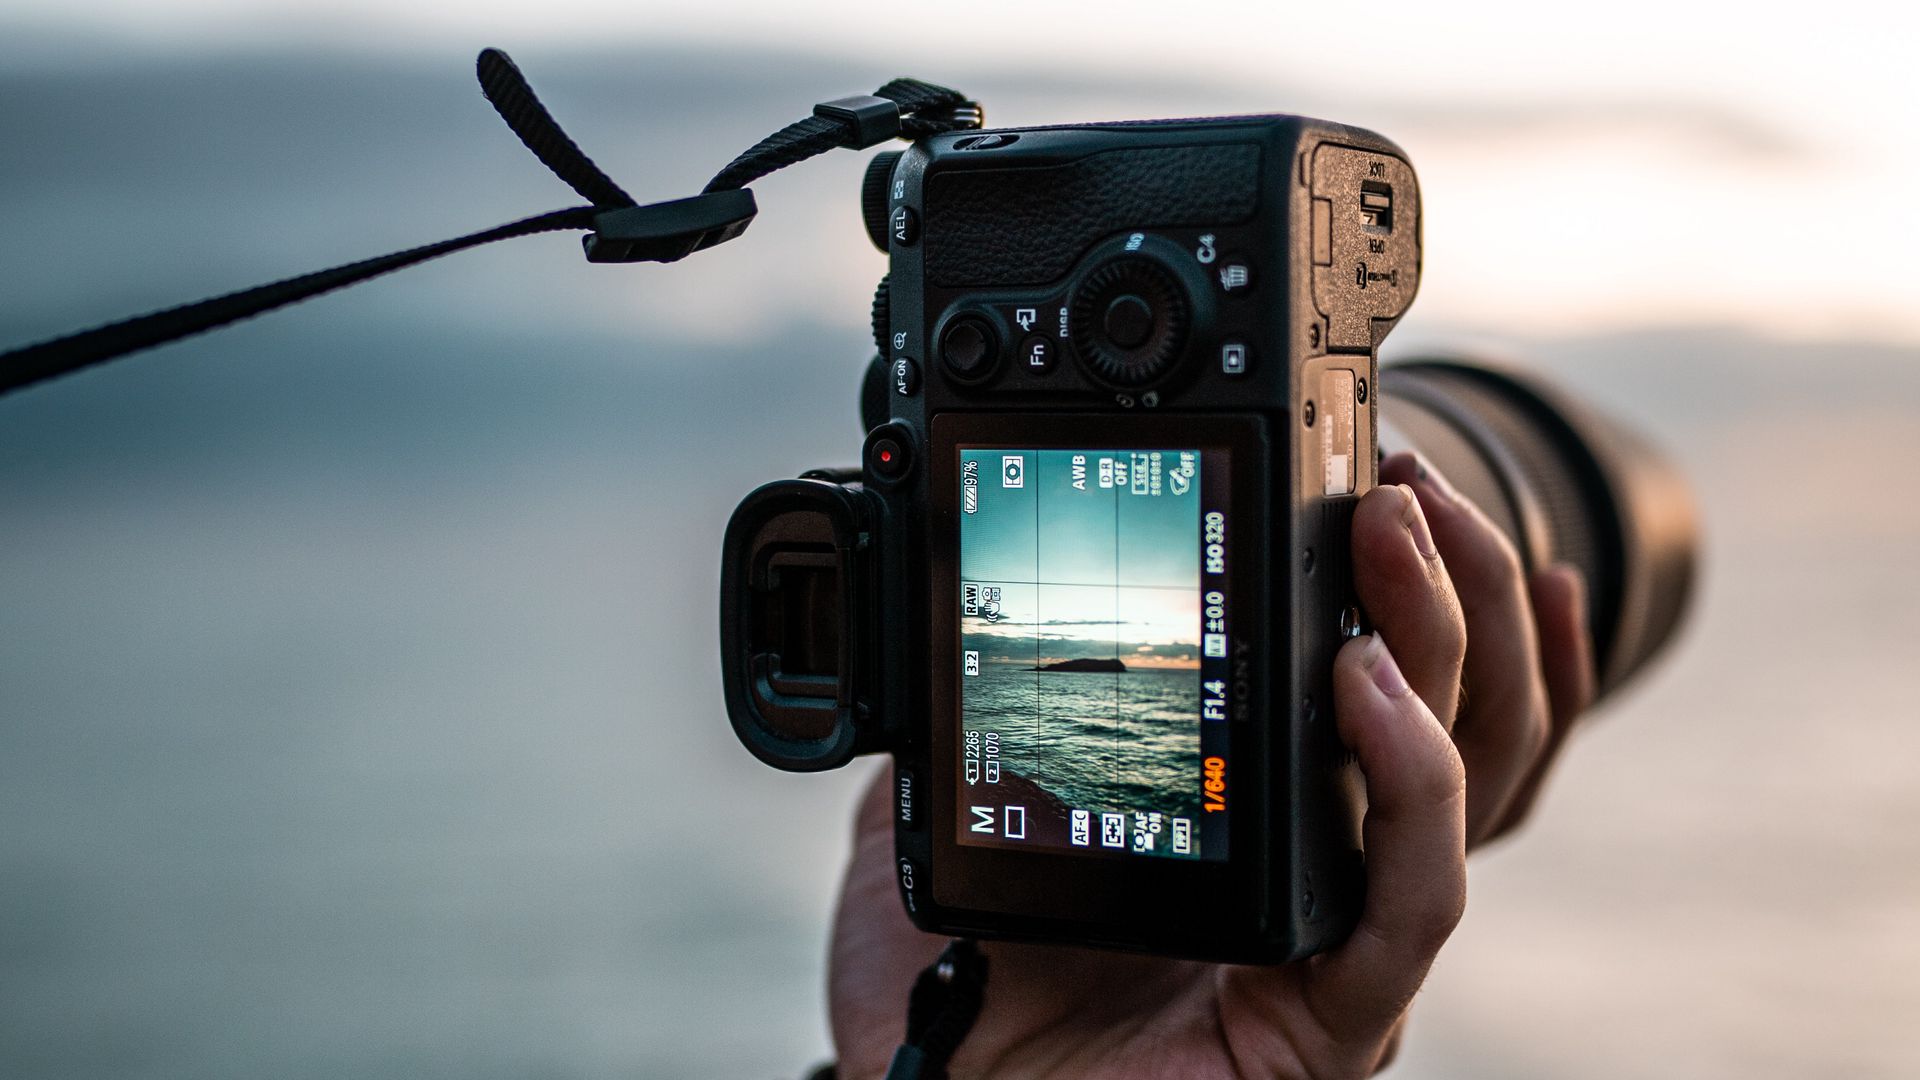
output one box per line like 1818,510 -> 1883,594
1383,360 -> 1698,699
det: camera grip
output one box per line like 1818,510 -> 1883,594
924,144 -> 1260,288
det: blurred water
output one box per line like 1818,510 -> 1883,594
2,49 -> 1917,1079
963,665 -> 1203,824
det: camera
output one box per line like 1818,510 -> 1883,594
0,45 -> 1691,966
719,114 -> 1694,962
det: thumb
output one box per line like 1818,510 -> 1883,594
1308,632 -> 1467,1040
1223,633 -> 1466,1074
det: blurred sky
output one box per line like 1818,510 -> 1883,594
4,0 -> 1917,347
2,5 -> 1918,1080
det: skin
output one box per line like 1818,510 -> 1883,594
827,451 -> 1597,1079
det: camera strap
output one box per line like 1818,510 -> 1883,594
4,52 -> 997,1074
885,938 -> 989,1080
0,48 -> 982,398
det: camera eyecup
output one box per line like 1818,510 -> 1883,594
720,479 -> 882,771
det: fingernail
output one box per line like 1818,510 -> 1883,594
1363,632 -> 1414,698
1412,452 -> 1459,505
1398,484 -> 1439,559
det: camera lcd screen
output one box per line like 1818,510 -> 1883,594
954,446 -> 1231,862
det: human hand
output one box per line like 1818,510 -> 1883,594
826,453 -> 1595,1078
1373,451 -> 1596,846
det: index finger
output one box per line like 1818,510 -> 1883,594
1352,481 -> 1468,732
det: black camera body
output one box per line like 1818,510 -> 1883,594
721,114 -> 1421,962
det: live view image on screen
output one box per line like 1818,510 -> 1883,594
954,447 -> 1230,862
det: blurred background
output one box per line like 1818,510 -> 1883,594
1,3 -> 1915,1077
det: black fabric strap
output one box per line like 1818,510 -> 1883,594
477,49 -> 634,209
0,50 -> 979,398
705,77 -> 979,193
0,208 -> 594,397
885,939 -> 989,1080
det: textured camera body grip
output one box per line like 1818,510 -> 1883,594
924,145 -> 1262,288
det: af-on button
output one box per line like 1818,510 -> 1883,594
891,356 -> 919,396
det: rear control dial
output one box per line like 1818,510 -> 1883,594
859,151 -> 904,252
1069,257 -> 1190,388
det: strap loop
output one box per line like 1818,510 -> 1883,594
584,189 -> 759,264
704,78 -> 979,194
813,95 -> 903,149
477,48 -> 634,209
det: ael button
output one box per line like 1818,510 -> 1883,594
889,205 -> 919,247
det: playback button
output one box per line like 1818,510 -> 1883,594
1221,342 -> 1251,375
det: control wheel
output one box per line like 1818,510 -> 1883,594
860,152 -> 904,253
1069,257 -> 1191,388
